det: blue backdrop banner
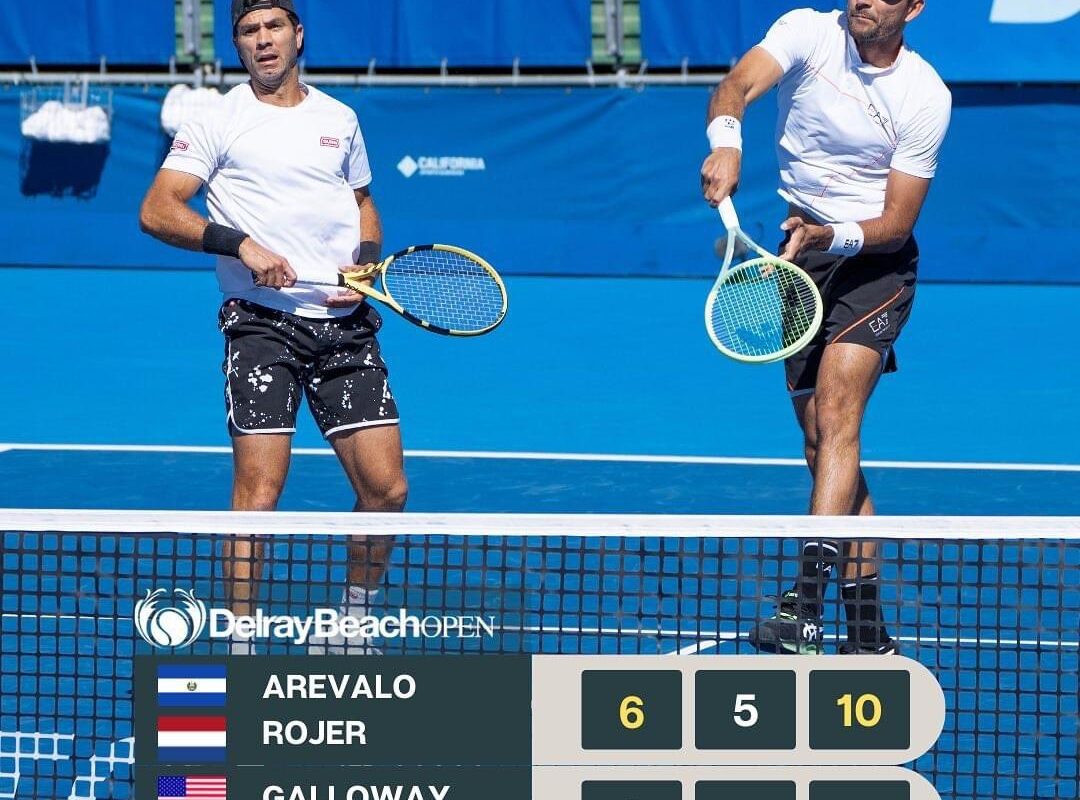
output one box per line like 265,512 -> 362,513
0,83 -> 1075,283
640,0 -> 840,68
0,0 -> 174,65
215,0 -> 591,69
2,1 -> 1076,78
640,1 -> 1080,82
905,0 -> 1080,82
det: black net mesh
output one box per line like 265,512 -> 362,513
2,531 -> 1077,799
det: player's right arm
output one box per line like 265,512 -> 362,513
700,47 -> 783,207
139,168 -> 213,251
138,113 -> 298,292
139,169 -> 296,289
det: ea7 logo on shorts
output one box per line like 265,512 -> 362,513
320,137 -> 340,148
869,312 -> 890,336
170,139 -> 189,151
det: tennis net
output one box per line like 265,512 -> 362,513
1,512 -> 1077,800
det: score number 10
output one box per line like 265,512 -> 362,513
810,671 -> 908,751
836,694 -> 883,728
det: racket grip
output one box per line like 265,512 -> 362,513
717,197 -> 741,232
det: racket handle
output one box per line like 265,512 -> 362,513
717,197 -> 741,232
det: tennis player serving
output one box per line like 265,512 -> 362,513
139,0 -> 401,654
701,0 -> 950,654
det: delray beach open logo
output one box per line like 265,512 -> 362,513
134,588 -> 208,649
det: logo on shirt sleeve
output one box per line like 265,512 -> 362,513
320,136 -> 340,148
170,139 -> 190,152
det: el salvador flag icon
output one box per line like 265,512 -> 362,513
158,664 -> 227,707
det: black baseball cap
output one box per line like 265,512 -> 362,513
232,0 -> 300,31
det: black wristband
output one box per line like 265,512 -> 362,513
356,240 -> 381,266
203,223 -> 248,258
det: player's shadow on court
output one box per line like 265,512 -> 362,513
20,140 -> 110,199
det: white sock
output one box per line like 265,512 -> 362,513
330,585 -> 381,655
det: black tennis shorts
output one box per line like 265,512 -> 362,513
219,299 -> 399,438
785,236 -> 918,395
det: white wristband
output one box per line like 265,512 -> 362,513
706,115 -> 742,151
827,221 -> 865,257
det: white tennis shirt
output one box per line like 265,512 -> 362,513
757,9 -> 952,224
163,83 -> 372,318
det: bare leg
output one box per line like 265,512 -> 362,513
789,345 -> 896,652
222,433 -> 291,652
793,392 -> 874,518
308,424 -> 406,654
807,343 -> 882,515
332,423 -> 407,587
788,390 -> 875,620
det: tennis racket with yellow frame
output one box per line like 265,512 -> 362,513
298,243 -> 508,336
705,198 -> 823,363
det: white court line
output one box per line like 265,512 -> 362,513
3,613 -> 1077,649
1,442 -> 1079,473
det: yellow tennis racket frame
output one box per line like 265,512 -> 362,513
338,243 -> 508,336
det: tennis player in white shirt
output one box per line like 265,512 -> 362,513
140,0 -> 401,654
700,1 -> 951,655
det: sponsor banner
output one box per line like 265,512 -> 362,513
907,0 -> 1080,81
133,587 -> 495,651
0,86 -> 1075,283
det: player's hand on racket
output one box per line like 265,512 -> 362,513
325,263 -> 377,308
701,147 -> 741,207
241,239 -> 297,289
705,197 -> 823,363
779,217 -> 831,264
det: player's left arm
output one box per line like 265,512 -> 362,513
782,84 -> 951,264
849,170 -> 931,254
355,186 -> 383,262
779,170 -> 930,262
327,186 -> 384,308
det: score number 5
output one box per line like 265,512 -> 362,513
836,693 -> 882,728
733,694 -> 758,728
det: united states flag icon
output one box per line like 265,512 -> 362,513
157,775 -> 227,799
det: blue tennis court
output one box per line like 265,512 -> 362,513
2,267 -> 1079,514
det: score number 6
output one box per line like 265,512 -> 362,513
620,695 -> 645,730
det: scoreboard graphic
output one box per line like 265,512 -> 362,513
134,655 -> 946,799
